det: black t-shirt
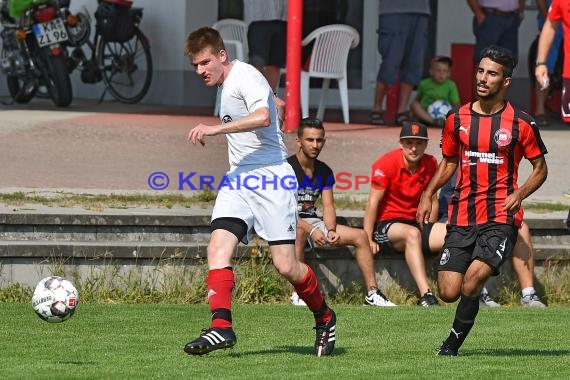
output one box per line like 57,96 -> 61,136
287,154 -> 335,218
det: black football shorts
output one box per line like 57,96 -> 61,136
438,222 -> 518,275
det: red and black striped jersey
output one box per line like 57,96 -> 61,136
441,101 -> 547,227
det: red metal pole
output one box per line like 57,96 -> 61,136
284,0 -> 303,133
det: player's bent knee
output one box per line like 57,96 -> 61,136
274,262 -> 294,277
437,280 -> 461,302
460,280 -> 484,298
438,288 -> 460,303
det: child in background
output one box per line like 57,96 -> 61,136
410,56 -> 460,127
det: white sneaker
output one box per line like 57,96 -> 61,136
290,291 -> 307,306
480,293 -> 501,307
520,293 -> 546,308
364,289 -> 397,307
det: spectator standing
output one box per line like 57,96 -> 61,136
244,0 -> 287,91
467,0 -> 525,61
535,0 -> 570,123
533,0 -> 563,126
369,0 -> 430,126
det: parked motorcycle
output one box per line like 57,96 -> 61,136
0,0 -> 75,107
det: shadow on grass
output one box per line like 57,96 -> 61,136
228,345 -> 347,357
464,348 -> 570,357
57,360 -> 100,365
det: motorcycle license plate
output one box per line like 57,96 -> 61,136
32,18 -> 68,47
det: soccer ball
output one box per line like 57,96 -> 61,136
427,99 -> 452,119
32,276 -> 79,323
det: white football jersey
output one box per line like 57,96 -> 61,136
219,60 -> 287,167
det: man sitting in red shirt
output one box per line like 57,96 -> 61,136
363,121 -> 441,307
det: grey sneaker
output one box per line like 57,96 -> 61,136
480,293 -> 501,307
520,293 -> 546,308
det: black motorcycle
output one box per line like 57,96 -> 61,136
0,0 -> 74,107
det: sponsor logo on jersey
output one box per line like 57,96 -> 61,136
222,115 -> 232,123
464,150 -> 504,165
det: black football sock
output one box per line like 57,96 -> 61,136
444,293 -> 480,350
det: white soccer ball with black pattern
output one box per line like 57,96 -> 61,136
427,99 -> 452,119
32,276 -> 79,323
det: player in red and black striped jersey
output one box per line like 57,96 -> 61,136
417,46 -> 548,356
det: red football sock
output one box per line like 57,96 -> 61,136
293,265 -> 327,314
207,268 -> 234,329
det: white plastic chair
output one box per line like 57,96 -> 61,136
212,19 -> 249,116
212,19 -> 249,62
300,24 -> 360,124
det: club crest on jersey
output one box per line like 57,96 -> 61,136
222,115 -> 232,123
494,128 -> 512,147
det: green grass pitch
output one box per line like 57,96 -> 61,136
2,304 -> 569,379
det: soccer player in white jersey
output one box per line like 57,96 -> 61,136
183,27 -> 336,357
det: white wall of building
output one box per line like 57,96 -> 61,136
0,0 -> 542,110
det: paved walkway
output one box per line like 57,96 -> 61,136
0,97 -> 569,212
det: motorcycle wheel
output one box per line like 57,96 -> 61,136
6,76 -> 36,104
42,53 -> 73,107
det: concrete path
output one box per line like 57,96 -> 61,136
0,97 -> 569,209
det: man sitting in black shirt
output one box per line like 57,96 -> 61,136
287,117 -> 395,307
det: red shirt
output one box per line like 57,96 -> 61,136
549,0 -> 570,77
441,101 -> 547,227
371,148 -> 438,222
